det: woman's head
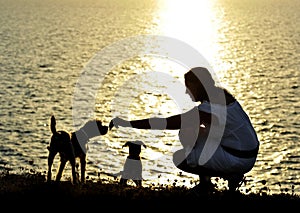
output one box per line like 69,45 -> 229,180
184,67 -> 216,102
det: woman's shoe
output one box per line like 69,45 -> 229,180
227,174 -> 245,192
185,176 -> 216,198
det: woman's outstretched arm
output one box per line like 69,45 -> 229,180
110,106 -> 200,130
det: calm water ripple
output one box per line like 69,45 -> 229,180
0,0 -> 299,195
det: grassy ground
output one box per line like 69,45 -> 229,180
1,169 -> 299,211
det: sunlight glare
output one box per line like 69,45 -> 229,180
157,0 -> 219,62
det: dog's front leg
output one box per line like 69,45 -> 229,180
134,180 -> 142,187
119,178 -> 128,186
56,159 -> 67,182
80,156 -> 86,183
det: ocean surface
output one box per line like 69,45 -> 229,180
0,0 -> 299,195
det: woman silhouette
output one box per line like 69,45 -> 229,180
110,67 -> 259,194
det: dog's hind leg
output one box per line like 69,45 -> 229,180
47,150 -> 57,182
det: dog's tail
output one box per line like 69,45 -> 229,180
50,115 -> 57,134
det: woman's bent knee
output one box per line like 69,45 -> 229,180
173,149 -> 186,168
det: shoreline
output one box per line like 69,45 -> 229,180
1,171 -> 300,210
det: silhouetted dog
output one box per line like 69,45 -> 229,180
47,115 -> 108,184
120,140 -> 146,187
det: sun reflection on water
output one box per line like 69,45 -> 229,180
156,0 -> 220,63
111,0 -> 226,188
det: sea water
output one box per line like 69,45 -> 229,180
0,0 -> 299,194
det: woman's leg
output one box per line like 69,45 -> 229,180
173,149 -> 246,193
173,149 -> 220,195
173,149 -> 219,176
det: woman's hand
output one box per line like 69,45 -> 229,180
109,117 -> 131,130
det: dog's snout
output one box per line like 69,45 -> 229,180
101,126 -> 108,135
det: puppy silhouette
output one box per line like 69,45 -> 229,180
120,140 -> 146,187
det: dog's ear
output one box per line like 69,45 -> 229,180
122,141 -> 147,149
135,140 -> 147,148
109,120 -> 114,130
50,115 -> 57,134
122,142 -> 130,148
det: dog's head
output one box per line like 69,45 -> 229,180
80,119 -> 109,138
122,141 -> 146,158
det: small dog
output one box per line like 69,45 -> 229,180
119,140 -> 146,187
47,115 -> 108,184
